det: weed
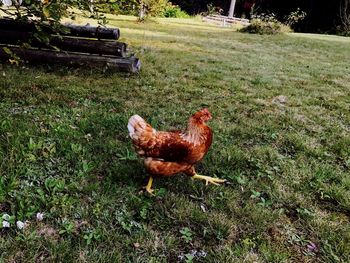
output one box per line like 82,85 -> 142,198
180,227 -> 193,243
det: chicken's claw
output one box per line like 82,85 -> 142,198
192,174 -> 226,186
142,176 -> 155,196
144,187 -> 155,195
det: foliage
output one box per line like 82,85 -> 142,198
136,0 -> 189,20
0,0 -> 76,31
339,0 -> 350,35
94,0 -> 139,16
239,8 -> 307,35
205,2 -> 223,16
0,0 -> 187,20
137,0 -> 167,18
0,0 -> 98,24
180,227 -> 193,243
240,13 -> 291,35
285,8 -> 307,27
163,3 -> 189,18
165,0 -> 350,33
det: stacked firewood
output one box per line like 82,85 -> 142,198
0,18 -> 140,73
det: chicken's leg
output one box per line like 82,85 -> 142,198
191,174 -> 226,185
143,176 -> 154,195
142,158 -> 193,194
185,167 -> 226,186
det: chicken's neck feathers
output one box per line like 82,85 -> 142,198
180,120 -> 208,146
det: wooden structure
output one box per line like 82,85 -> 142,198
202,15 -> 250,27
0,18 -> 121,39
0,18 -> 140,73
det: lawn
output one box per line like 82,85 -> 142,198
0,15 -> 349,262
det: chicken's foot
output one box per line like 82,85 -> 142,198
143,176 -> 155,195
192,174 -> 226,186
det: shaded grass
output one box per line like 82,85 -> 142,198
0,15 -> 349,262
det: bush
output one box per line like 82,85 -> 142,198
240,13 -> 291,35
95,1 -> 139,16
79,0 -> 190,19
143,0 -> 168,17
95,3 -> 121,15
95,0 -> 170,17
285,8 -> 307,27
163,3 -> 189,18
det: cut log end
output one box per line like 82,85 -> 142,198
131,58 -> 141,73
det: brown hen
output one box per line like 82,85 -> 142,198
127,108 -> 225,194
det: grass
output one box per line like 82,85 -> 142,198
0,15 -> 350,262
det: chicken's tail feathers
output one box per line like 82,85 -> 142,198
128,114 -> 143,138
127,114 -> 156,140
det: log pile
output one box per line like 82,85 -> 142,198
0,18 -> 140,73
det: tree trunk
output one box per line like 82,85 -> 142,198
0,45 -> 140,73
0,29 -> 127,56
228,0 -> 236,18
138,0 -> 146,20
340,0 -> 350,32
0,18 -> 120,40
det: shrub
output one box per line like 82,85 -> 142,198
240,13 -> 291,35
95,3 -> 122,15
163,3 -> 189,18
285,8 -> 307,27
143,0 -> 168,17
95,0 -> 172,18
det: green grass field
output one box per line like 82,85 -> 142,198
0,15 -> 349,262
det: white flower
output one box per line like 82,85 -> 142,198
197,250 -> 207,257
2,221 -> 10,228
1,0 -> 12,7
1,0 -> 22,6
2,213 -> 10,221
16,220 -> 25,230
36,212 -> 44,221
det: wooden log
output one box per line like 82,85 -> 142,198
0,45 -> 140,73
63,24 -> 120,40
54,37 -> 127,57
0,29 -> 127,57
0,18 -> 120,40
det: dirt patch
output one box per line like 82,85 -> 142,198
272,95 -> 288,105
37,225 -> 60,240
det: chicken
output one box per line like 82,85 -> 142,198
127,108 -> 226,194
